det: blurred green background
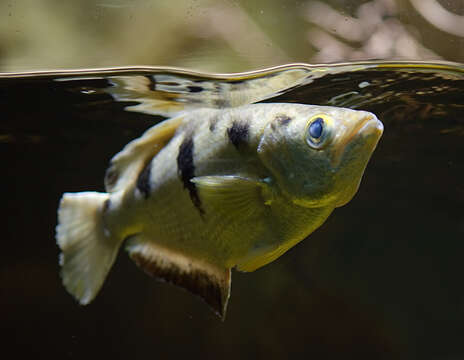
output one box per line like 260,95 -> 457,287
0,0 -> 463,72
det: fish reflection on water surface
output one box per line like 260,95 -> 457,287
56,102 -> 383,318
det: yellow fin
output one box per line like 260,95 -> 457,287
104,116 -> 183,192
191,175 -> 271,214
236,245 -> 289,272
192,176 -> 285,273
126,235 -> 231,319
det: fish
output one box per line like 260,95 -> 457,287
56,103 -> 383,319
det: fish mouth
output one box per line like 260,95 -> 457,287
347,113 -> 384,143
331,113 -> 383,207
331,113 -> 383,168
357,114 -> 384,138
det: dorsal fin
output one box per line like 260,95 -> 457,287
105,116 -> 184,192
126,235 -> 231,319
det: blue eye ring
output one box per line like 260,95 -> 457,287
306,114 -> 331,149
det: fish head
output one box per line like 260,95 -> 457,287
258,105 -> 383,208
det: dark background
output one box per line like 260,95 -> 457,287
1,64 -> 463,359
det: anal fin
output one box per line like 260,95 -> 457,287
236,244 -> 288,272
126,235 -> 231,319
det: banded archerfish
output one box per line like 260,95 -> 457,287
56,102 -> 383,318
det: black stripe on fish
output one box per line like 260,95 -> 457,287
227,121 -> 249,149
136,159 -> 153,199
177,136 -> 205,216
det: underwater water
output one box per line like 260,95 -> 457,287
1,61 -> 463,359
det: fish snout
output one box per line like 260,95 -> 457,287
330,112 -> 383,168
358,113 -> 384,138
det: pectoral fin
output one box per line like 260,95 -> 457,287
105,115 -> 184,192
192,176 -> 277,272
191,176 -> 273,216
126,235 -> 231,319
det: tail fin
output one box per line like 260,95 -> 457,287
56,192 -> 121,305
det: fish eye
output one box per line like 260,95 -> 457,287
309,118 -> 323,138
306,115 -> 331,149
